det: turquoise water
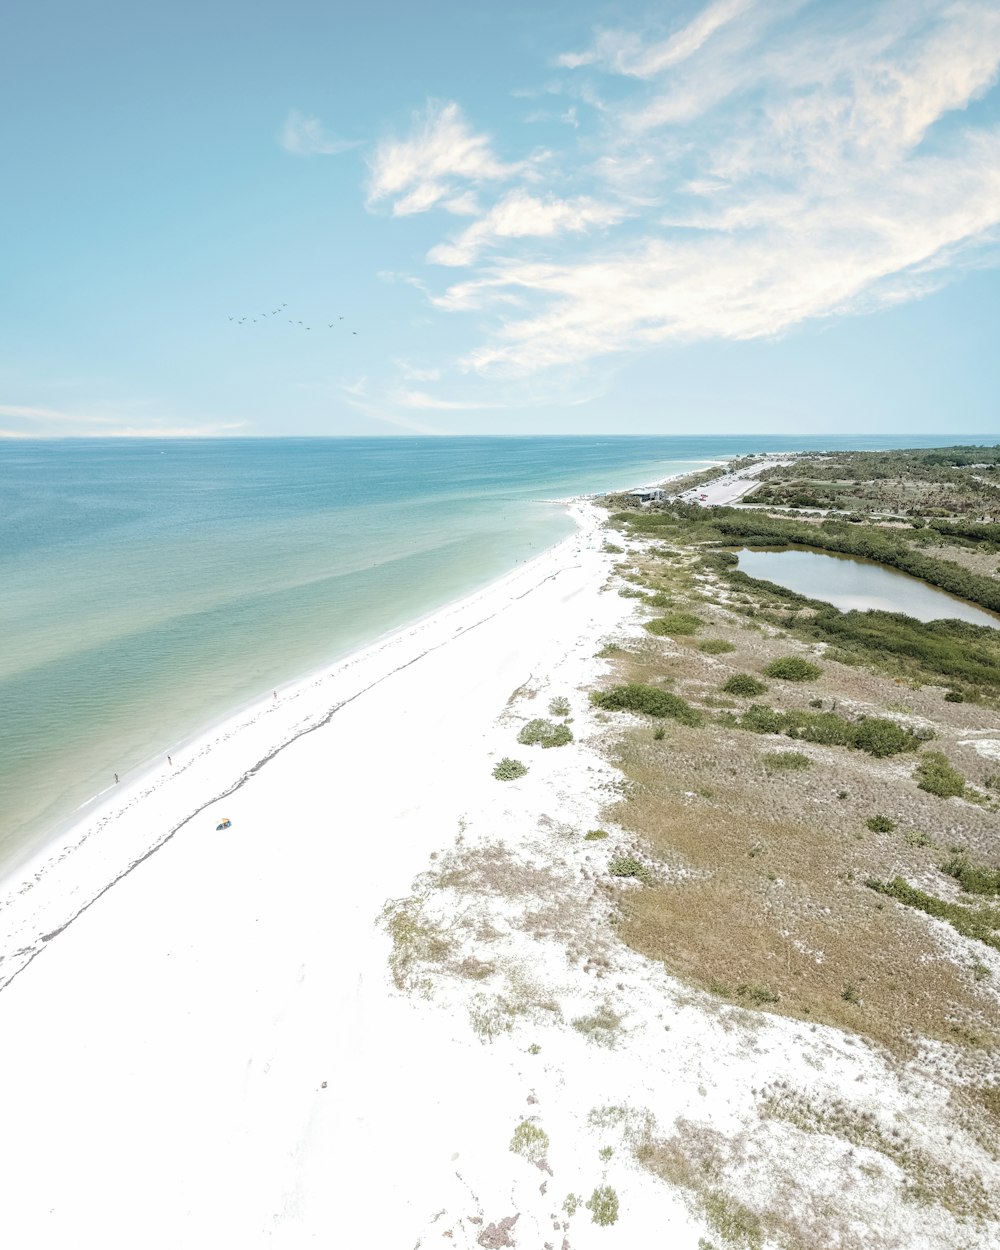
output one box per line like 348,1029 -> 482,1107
0,434 -> 978,865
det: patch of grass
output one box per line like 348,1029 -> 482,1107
562,1193 -> 580,1217
492,757 -> 528,781
866,877 -> 1000,951
763,750 -> 811,772
702,1191 -> 763,1250
509,1119 -> 549,1164
518,717 -> 574,748
721,673 -> 768,697
653,726 -> 666,740
603,542 -> 623,553
842,982 -> 861,1004
906,829 -> 933,847
596,642 -> 624,658
548,696 -> 571,718
591,683 -> 703,726
940,852 -> 1000,895
585,1185 -> 620,1227
646,611 -> 702,636
380,897 -> 455,994
735,982 -> 780,1005
584,829 -> 609,841
762,656 -> 822,682
915,751 -> 966,798
866,814 -> 897,833
571,1005 -> 622,1047
698,638 -> 736,654
609,854 -> 654,884
598,1145 -> 614,1161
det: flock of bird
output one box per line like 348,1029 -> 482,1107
228,303 -> 357,334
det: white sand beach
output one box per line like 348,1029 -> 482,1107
1,485 -> 993,1250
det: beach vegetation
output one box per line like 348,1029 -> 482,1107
735,982 -> 780,1006
517,718 -> 573,748
762,656 -> 821,682
866,814 -> 897,833
571,1005 -> 622,1047
509,1119 -> 549,1164
698,638 -> 736,654
722,673 -> 768,697
866,877 -> 1000,951
584,829 -> 609,840
734,704 -> 921,757
763,750 -> 811,772
940,852 -> 1000,895
562,1193 -> 580,1217
591,684 -> 703,726
596,642 -> 624,657
585,1186 -> 620,1226
915,751 -> 966,798
548,696 -> 571,717
609,854 -> 654,884
493,757 -> 529,781
646,611 -> 702,636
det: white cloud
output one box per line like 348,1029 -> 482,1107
366,101 -> 518,215
557,0 -> 758,77
281,110 -> 358,156
392,389 -> 504,410
427,190 -> 628,266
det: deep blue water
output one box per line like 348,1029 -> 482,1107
0,434 -> 983,864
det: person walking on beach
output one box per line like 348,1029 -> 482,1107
114,773 -> 119,784
167,755 -> 172,766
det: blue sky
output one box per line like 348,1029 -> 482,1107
2,0 -> 999,437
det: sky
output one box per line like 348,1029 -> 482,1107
2,0 -> 999,438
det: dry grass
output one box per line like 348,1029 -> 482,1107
592,539 -> 1000,1059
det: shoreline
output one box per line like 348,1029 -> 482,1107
0,499 -> 609,991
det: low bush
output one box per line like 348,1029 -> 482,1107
722,673 -> 768,697
609,854 -> 654,884
509,1120 -> 549,1163
586,1186 -> 620,1227
941,852 -> 1000,895
698,638 -> 736,654
866,814 -> 896,833
763,656 -> 822,682
736,704 -> 920,758
518,718 -> 573,748
765,751 -> 812,771
548,696 -> 571,718
493,757 -> 528,781
584,829 -> 609,841
867,876 -> 1000,950
944,689 -> 965,703
591,684 -> 703,726
915,751 -> 966,798
645,611 -> 702,636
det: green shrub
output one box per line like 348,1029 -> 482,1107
765,750 -> 811,771
866,877 -> 1000,950
609,854 -> 654,884
584,829 -> 609,841
645,612 -> 702,636
699,638 -> 736,654
586,1186 -> 620,1227
548,696 -> 571,718
740,703 -> 787,735
851,718 -> 920,758
842,983 -> 861,1004
591,684 -> 703,726
915,751 -> 966,798
722,673 -> 769,697
944,689 -> 965,703
735,983 -> 780,1005
493,757 -> 528,781
763,656 -> 822,682
509,1119 -> 549,1163
518,718 -> 573,748
941,853 -> 1000,895
866,814 -> 897,833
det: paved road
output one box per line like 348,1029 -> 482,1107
675,458 -> 792,507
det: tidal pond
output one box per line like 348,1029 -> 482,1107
734,547 -> 1000,630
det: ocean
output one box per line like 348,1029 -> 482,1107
0,433 -> 977,867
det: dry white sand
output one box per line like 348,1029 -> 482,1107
0,497 -> 993,1250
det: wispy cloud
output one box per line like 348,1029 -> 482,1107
427,190 -> 628,267
0,403 -> 246,437
281,110 -> 359,156
366,101 -> 522,216
373,0 -> 1000,382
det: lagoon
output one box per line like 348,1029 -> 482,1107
734,547 -> 1000,630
